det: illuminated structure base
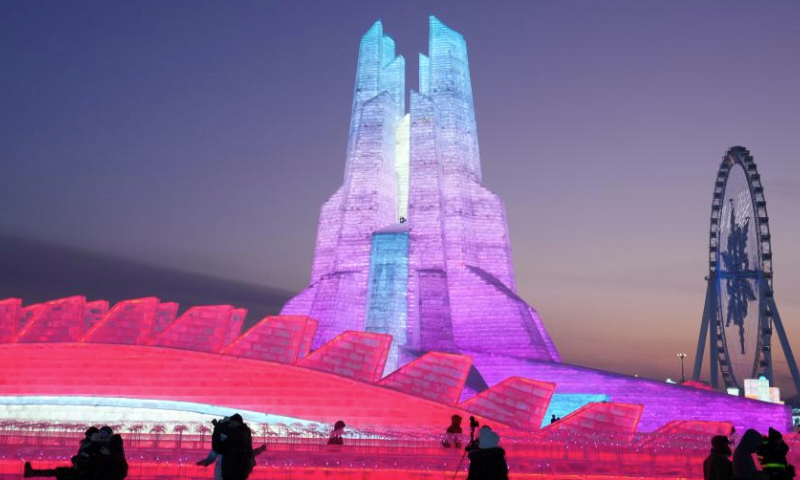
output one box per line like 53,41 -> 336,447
0,295 -> 794,479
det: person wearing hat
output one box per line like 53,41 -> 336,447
327,420 -> 346,445
704,435 -> 733,480
466,425 -> 508,480
757,428 -> 795,480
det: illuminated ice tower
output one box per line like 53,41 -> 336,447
283,17 -> 560,376
282,20 -> 406,352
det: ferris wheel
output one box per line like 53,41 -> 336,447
692,147 -> 800,394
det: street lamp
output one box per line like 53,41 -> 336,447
677,353 -> 688,383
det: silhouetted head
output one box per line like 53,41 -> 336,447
736,429 -> 763,454
84,426 -> 99,438
229,414 -> 243,425
450,415 -> 462,427
334,420 -> 346,430
711,435 -> 731,454
768,427 -> 783,442
99,426 -> 113,435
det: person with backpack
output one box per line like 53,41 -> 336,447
212,414 -> 255,480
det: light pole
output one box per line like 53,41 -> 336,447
677,353 -> 688,383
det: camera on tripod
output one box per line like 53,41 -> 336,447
466,416 -> 479,450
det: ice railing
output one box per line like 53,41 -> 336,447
4,421 -> 799,480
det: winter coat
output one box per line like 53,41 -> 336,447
467,447 -> 509,480
327,427 -> 345,445
704,449 -> 733,480
98,434 -> 128,480
212,422 -> 254,480
733,429 -> 768,480
757,436 -> 790,469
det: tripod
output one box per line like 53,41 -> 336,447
450,416 -> 479,480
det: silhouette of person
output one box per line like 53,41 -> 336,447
96,426 -> 127,480
199,418 -> 266,480
757,428 -> 795,480
25,426 -> 103,479
466,426 -> 508,480
733,429 -> 769,480
212,414 -> 255,480
327,420 -> 346,445
442,414 -> 463,448
704,435 -> 732,480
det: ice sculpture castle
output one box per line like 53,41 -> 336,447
0,17 -> 790,444
282,17 -> 559,379
275,18 -> 791,434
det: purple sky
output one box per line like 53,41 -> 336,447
2,1 -> 799,394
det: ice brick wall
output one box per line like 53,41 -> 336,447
18,303 -> 43,334
82,300 -> 109,329
224,308 -> 247,346
378,352 -> 470,404
151,302 -> 178,337
224,316 -> 317,364
461,377 -> 555,430
151,305 -> 234,353
298,331 -> 391,383
547,402 -> 643,434
16,296 -> 86,343
82,298 -> 159,345
0,342 -> 503,431
543,393 -> 610,427
653,420 -> 733,437
0,298 -> 21,343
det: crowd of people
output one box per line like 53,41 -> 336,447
704,427 -> 795,480
22,415 -> 796,480
23,426 -> 128,480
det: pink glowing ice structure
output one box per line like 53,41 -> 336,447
0,295 -> 790,435
0,295 -> 794,479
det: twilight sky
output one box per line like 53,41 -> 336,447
1,2 -> 799,394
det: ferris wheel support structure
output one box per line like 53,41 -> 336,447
692,147 -> 800,395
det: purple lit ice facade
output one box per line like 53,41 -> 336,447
282,16 -> 791,431
283,20 -> 404,350
469,353 -> 791,433
283,16 -> 559,365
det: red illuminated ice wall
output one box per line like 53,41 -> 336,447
0,294 -> 790,435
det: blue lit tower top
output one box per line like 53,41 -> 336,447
344,20 -> 406,185
421,16 -> 481,182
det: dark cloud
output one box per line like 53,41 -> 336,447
0,234 -> 292,329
